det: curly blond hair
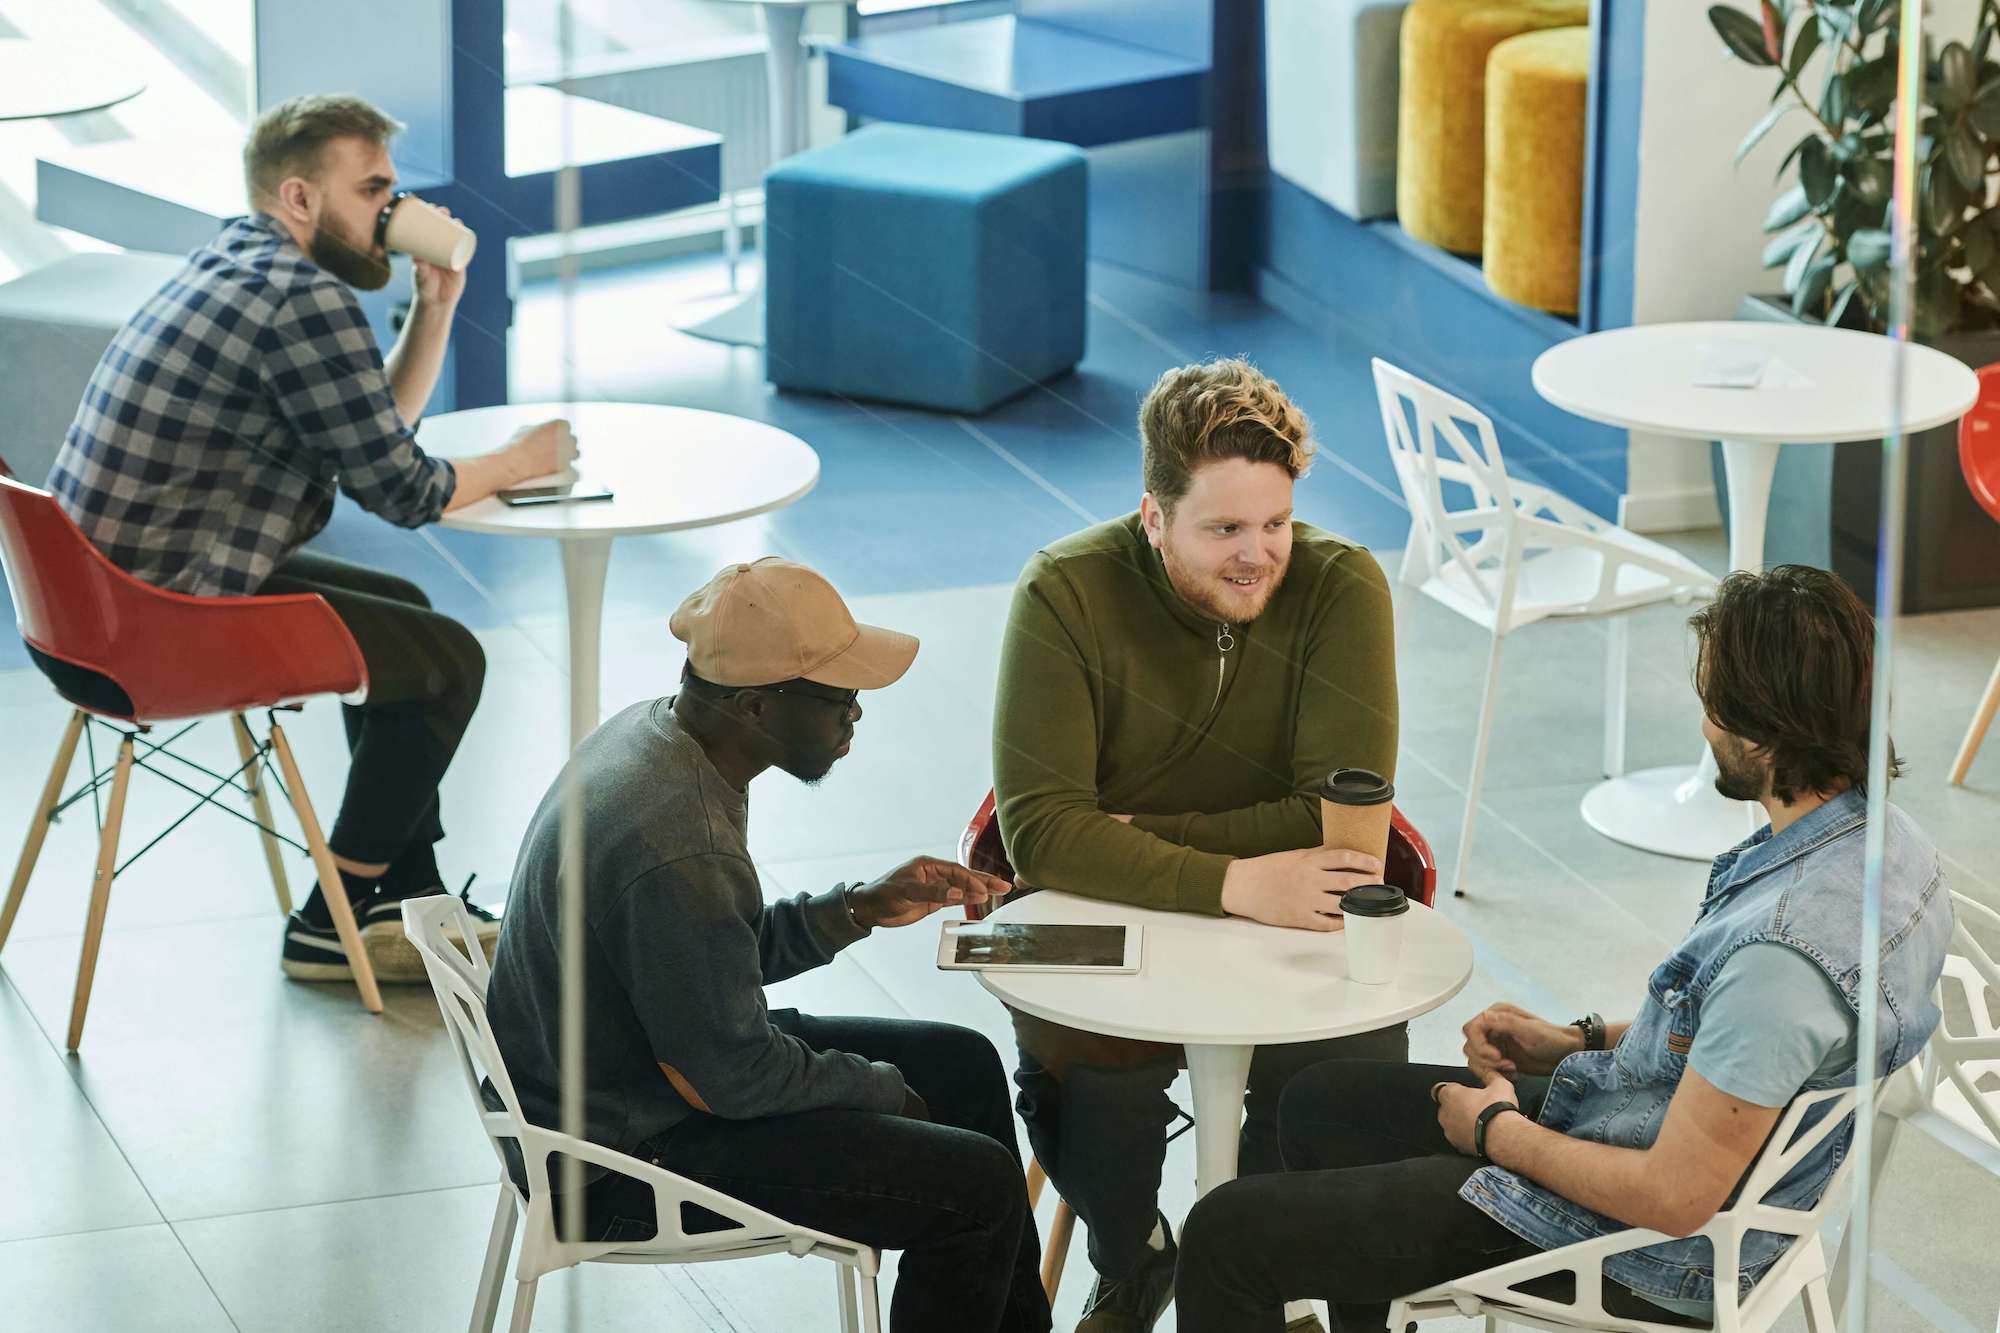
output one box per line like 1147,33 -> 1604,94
1139,358 -> 1314,512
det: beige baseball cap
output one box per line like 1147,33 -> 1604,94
670,558 -> 919,689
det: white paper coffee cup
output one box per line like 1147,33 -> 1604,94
1341,883 -> 1408,985
379,193 -> 477,271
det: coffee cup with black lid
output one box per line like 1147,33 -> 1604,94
1320,767 -> 1394,864
1340,882 -> 1408,985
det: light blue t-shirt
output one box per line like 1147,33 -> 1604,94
1687,942 -> 1856,1107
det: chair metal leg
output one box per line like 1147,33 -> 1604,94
1602,617 -> 1629,780
268,721 -> 382,1013
1949,652 -> 2000,786
66,732 -> 134,1051
232,713 -> 292,916
1,710 -> 85,953
506,1278 -> 538,1333
470,1184 -> 519,1333
1043,1197 -> 1076,1302
859,1270 -> 883,1333
1452,630 -> 1507,898
836,1263 -> 859,1333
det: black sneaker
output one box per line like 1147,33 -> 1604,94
359,875 -> 500,984
1077,1219 -> 1177,1333
281,909 -> 352,982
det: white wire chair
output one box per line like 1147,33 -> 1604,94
401,895 -> 883,1333
1390,1067 -> 1919,1333
1372,359 -> 1718,896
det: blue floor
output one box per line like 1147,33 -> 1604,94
2,249 -> 1625,659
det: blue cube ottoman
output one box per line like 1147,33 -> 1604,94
764,124 -> 1087,414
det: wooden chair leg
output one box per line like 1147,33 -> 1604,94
1,710 -> 85,953
268,721 -> 381,1013
66,732 -> 134,1051
1949,653 -> 2000,786
1026,1154 -> 1047,1209
1042,1197 -> 1076,1303
233,713 -> 292,915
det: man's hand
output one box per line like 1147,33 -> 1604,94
409,204 -> 469,310
849,856 -> 1012,929
1437,1072 -> 1519,1156
1463,1003 -> 1584,1080
1218,847 -> 1383,931
506,418 -> 577,483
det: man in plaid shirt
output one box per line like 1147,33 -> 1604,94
47,94 -> 572,983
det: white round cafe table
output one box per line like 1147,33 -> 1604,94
0,39 -> 145,120
977,890 -> 1475,1198
417,402 -> 819,747
678,0 -> 852,347
1533,321 -> 1978,861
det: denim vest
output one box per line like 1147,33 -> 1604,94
1461,790 -> 1951,1308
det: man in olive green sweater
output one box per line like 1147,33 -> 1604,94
992,359 -> 1403,1332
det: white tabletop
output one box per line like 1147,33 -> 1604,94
976,891 -> 1474,1048
417,402 -> 819,541
0,38 -> 145,121
1531,321 -> 1979,445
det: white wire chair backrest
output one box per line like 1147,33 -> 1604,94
1371,356 -> 1523,615
1928,891 -> 2000,1144
400,896 -> 841,1274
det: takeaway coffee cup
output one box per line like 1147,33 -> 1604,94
1340,882 -> 1408,985
375,191 -> 477,271
1320,767 -> 1394,864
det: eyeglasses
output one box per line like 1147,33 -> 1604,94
731,682 -> 860,712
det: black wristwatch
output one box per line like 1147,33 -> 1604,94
1570,1011 -> 1606,1051
1473,1101 -> 1521,1162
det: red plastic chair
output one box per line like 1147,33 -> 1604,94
956,787 -> 1439,1299
0,473 -> 380,1048
1952,364 -> 2000,786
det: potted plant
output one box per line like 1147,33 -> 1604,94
1709,0 -> 2000,611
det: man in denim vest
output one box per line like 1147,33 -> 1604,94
1174,565 -> 1953,1331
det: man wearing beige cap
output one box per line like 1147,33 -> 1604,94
485,558 -> 1052,1333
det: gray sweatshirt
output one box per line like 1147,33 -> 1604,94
485,699 -> 908,1163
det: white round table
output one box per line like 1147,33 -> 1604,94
0,39 -> 145,120
1533,321 -> 1978,859
417,402 -> 819,746
678,0 -> 851,348
977,890 -> 1475,1198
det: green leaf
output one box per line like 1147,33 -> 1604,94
1793,253 -> 1837,316
1965,217 -> 1998,272
1926,162 -> 1971,230
1800,137 -> 1840,204
1949,125 -> 1988,190
1849,157 -> 1893,205
1819,3 -> 1855,48
1765,181 -> 1814,231
1711,5 -> 1778,65
1980,19 -> 1998,67
1847,56 -> 1899,117
1785,228 -> 1824,292
1823,66 -> 1850,126
1762,217 -> 1821,266
1737,102 -> 1795,164
1828,280 -> 1862,329
1847,226 -> 1895,269
1776,131 -> 1818,179
1788,14 -> 1824,80
1858,0 -> 1896,34
1971,79 -> 2000,139
1943,42 -> 1978,110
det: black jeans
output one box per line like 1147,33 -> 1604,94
1012,1024 -> 1408,1281
573,1015 -> 1051,1333
259,550 -> 484,886
1175,1060 -> 1696,1333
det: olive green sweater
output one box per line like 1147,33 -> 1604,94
992,513 -> 1398,916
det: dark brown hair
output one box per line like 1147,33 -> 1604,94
1139,358 -> 1314,512
1689,564 -> 1898,802
244,94 -> 403,203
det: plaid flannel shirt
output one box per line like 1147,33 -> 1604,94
47,213 -> 456,596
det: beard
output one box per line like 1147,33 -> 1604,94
1711,734 -> 1767,802
309,213 -> 392,291
1160,541 -> 1290,625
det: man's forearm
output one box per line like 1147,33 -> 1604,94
1484,1114 -> 1687,1236
386,296 -> 454,424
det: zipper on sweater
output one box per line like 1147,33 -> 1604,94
1212,622 -> 1236,709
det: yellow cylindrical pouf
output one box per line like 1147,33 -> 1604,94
1484,26 -> 1590,315
1397,0 -> 1589,255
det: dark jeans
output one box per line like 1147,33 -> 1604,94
259,550 -> 483,885
1175,1060 -> 1697,1333
572,1015 -> 1051,1333
1012,1022 -> 1408,1281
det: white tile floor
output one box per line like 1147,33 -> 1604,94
3,522 -> 1998,1332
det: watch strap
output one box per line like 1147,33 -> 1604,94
1570,1012 -> 1606,1051
1473,1101 -> 1520,1161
